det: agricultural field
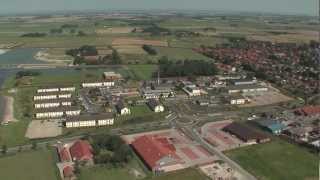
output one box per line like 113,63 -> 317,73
225,139 -> 319,180
0,149 -> 59,180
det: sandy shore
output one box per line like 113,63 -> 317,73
0,49 -> 9,55
2,96 -> 17,124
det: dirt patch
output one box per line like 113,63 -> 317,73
25,120 -> 62,139
112,38 -> 168,47
113,45 -> 146,54
1,96 -> 17,124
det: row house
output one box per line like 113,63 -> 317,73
34,107 -> 81,119
65,113 -> 114,128
33,92 -> 72,101
34,99 -> 73,109
81,81 -> 115,88
37,86 -> 75,93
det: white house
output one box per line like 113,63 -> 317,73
147,99 -> 164,113
81,81 -> 115,88
116,101 -> 131,115
37,87 -> 59,93
65,113 -> 114,128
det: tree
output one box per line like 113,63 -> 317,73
77,31 -> 87,36
31,142 -> 37,150
74,160 -> 81,174
1,145 -> 7,155
111,50 -> 122,65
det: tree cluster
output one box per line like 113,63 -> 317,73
20,32 -> 47,37
16,71 -> 41,79
142,24 -> 171,36
89,134 -> 132,166
158,58 -> 218,77
142,45 -> 157,55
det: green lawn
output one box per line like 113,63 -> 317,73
0,149 -> 59,180
127,65 -> 158,80
225,139 -> 319,180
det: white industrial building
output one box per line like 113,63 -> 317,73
227,84 -> 268,94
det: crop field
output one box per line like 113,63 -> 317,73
155,47 -> 212,60
96,27 -> 136,34
113,45 -> 147,55
0,149 -> 59,180
225,139 -> 319,180
112,38 -> 168,47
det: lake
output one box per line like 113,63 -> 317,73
0,48 -> 44,65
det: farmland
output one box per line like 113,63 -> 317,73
225,139 -> 319,180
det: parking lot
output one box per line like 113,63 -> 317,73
242,90 -> 293,107
201,120 -> 244,151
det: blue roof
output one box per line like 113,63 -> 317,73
257,119 -> 285,131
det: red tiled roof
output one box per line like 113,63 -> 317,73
131,135 -> 178,170
296,106 -> 320,116
59,147 -> 71,162
69,140 -> 93,161
63,166 -> 74,178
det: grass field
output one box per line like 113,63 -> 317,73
0,149 -> 58,180
79,166 -> 207,180
127,65 -> 158,80
225,139 -> 319,180
155,47 -> 211,61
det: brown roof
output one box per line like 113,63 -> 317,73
223,122 -> 269,142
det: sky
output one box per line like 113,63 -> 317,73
0,0 -> 318,16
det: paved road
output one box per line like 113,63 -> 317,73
1,120 -> 170,154
188,127 -> 257,180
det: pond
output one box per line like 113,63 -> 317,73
0,48 -> 44,65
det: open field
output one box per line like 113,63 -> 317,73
79,157 -> 146,180
225,139 -> 319,180
96,27 -> 135,34
113,45 -> 147,55
127,65 -> 158,80
0,149 -> 58,180
155,47 -> 212,60
79,166 -> 207,180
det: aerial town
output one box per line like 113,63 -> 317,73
0,1 -> 319,180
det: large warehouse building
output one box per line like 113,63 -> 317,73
223,122 -> 270,144
131,135 -> 184,173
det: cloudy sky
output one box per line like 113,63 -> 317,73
0,0 -> 318,15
